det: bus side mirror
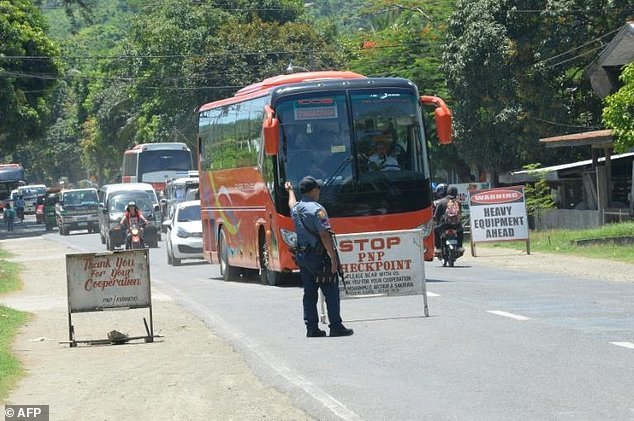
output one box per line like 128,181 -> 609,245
263,104 -> 280,156
421,96 -> 452,145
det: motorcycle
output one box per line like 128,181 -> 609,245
125,222 -> 146,250
439,227 -> 463,267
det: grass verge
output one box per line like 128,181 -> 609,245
0,247 -> 28,401
0,249 -> 21,294
480,222 -> 634,264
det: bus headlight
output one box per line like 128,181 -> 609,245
280,229 -> 297,249
417,219 -> 434,238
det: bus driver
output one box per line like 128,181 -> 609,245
368,135 -> 400,171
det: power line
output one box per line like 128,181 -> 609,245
529,116 -> 600,130
544,45 -> 605,69
0,41 -> 441,62
533,26 -> 623,67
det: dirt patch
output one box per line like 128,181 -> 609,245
0,237 -> 312,421
461,245 -> 634,283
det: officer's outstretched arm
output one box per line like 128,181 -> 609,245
285,182 -> 297,207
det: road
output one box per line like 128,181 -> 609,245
5,217 -> 634,421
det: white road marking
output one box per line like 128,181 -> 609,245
155,280 -> 363,421
487,310 -> 530,321
610,342 -> 634,349
426,292 -> 440,297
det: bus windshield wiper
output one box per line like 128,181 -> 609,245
323,156 -> 352,188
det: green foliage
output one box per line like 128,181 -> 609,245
522,163 -> 555,217
0,0 -> 62,154
603,62 -> 634,153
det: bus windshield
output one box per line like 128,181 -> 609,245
276,89 -> 430,217
138,150 -> 193,181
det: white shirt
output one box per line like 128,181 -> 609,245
368,154 -> 400,171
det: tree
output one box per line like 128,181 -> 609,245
603,62 -> 634,153
522,163 -> 555,219
0,0 -> 62,155
442,0 -> 632,180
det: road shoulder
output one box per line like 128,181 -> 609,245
460,245 -> 633,282
0,237 -> 311,421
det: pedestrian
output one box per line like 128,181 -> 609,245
286,176 -> 354,338
15,195 -> 25,222
4,203 -> 16,232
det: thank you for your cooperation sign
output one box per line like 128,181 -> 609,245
66,249 -> 151,313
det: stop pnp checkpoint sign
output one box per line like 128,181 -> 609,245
336,229 -> 426,299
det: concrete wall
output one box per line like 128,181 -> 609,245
535,209 -> 601,231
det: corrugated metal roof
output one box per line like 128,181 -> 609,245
539,129 -> 613,148
499,152 -> 634,184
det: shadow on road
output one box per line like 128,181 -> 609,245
0,216 -> 50,241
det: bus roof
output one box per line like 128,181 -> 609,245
126,142 -> 190,153
199,71 -> 366,112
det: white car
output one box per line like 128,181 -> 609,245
163,200 -> 204,266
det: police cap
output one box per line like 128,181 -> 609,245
299,176 -> 323,194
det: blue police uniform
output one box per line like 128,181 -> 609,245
291,196 -> 344,333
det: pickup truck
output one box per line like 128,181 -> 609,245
56,188 -> 99,235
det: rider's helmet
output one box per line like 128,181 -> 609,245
127,201 -> 137,212
435,183 -> 448,199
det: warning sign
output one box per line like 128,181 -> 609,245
469,186 -> 529,242
336,230 -> 425,298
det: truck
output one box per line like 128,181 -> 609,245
55,188 -> 100,235
0,164 -> 25,211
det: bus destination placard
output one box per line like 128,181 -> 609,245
336,229 -> 425,298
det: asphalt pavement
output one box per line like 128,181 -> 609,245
9,219 -> 634,421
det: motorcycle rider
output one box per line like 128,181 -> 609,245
120,201 -> 148,248
433,183 -> 448,210
433,185 -> 464,255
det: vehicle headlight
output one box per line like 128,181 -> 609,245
176,227 -> 191,238
280,229 -> 297,249
417,219 -> 434,238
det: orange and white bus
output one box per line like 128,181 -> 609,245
122,142 -> 194,193
197,71 -> 451,285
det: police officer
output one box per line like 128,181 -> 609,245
286,176 -> 354,338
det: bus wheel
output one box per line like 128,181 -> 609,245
219,230 -> 239,282
259,238 -> 284,286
